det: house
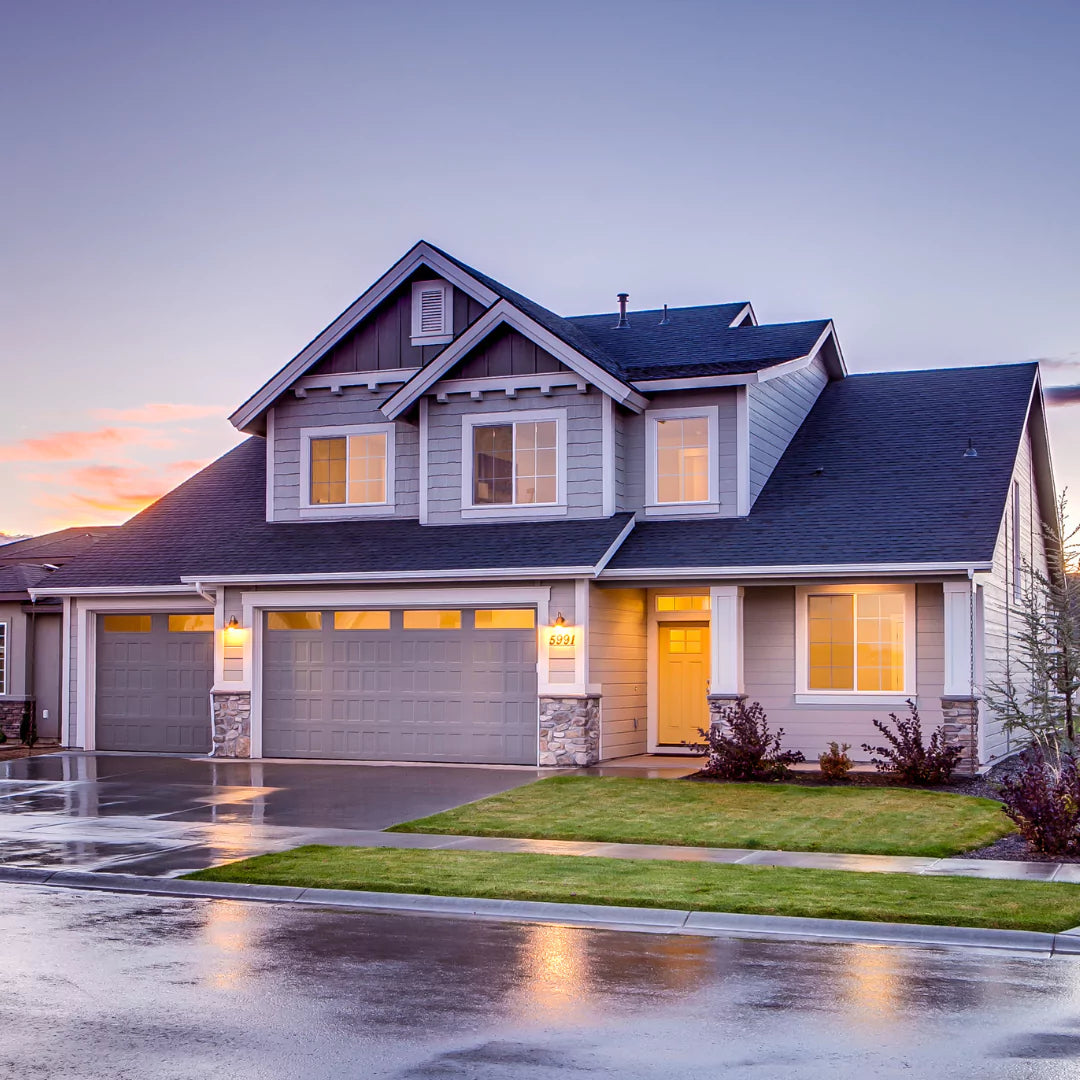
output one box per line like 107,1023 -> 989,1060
0,527 -> 114,741
32,242 -> 1055,772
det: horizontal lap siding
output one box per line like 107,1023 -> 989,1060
271,391 -> 420,521
746,357 -> 829,505
590,585 -> 647,758
426,386 -> 605,523
547,580 -> 577,685
742,584 -> 944,760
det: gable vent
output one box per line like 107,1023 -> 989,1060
419,288 -> 445,334
411,279 -> 453,343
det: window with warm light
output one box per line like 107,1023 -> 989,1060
403,609 -> 461,630
474,609 -> 536,629
472,420 -> 558,506
102,615 -> 152,633
168,614 -> 214,632
807,592 -> 905,692
310,431 -> 388,506
267,611 -> 323,631
334,611 -> 391,630
656,416 -> 709,503
656,595 -> 710,612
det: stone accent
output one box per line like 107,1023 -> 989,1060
707,693 -> 747,730
941,696 -> 979,775
212,692 -> 252,759
0,699 -> 32,741
538,695 -> 600,767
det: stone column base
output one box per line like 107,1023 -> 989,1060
0,699 -> 32,741
212,692 -> 252,758
941,696 -> 979,775
539,695 -> 600,767
707,693 -> 747,731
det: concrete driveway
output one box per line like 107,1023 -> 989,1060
0,751 -> 543,876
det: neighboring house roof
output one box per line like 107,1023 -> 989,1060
0,526 -> 116,566
33,440 -> 636,589
605,362 -> 1041,574
0,564 -> 55,601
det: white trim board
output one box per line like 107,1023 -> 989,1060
598,562 -> 990,581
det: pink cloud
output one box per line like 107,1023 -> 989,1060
92,403 -> 227,423
0,426 -> 179,463
34,460 -> 210,521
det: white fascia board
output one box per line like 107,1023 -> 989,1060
181,567 -> 601,586
754,354 -> 816,384
381,301 -> 647,420
228,243 -> 498,433
632,372 -> 759,392
592,516 -> 636,575
29,584 -> 203,598
730,303 -> 757,327
598,561 -> 991,581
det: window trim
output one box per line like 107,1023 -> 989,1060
793,583 -> 916,704
410,279 -> 454,346
0,620 -> 7,696
299,423 -> 396,517
644,406 -> 720,516
460,408 -> 568,518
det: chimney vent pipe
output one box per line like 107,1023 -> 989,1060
615,293 -> 630,329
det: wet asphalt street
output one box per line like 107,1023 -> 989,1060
7,882 -> 1080,1079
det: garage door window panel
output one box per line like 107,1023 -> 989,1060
168,614 -> 214,632
267,611 -> 323,631
402,610 -> 462,630
103,615 -> 152,633
475,609 -> 536,629
334,611 -> 391,630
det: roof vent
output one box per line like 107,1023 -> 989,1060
963,438 -> 978,459
658,304 -> 670,326
812,466 -> 825,476
614,293 -> 630,329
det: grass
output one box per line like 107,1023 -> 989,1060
386,776 -> 1013,858
187,845 -> 1080,933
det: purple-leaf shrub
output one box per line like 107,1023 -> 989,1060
861,700 -> 963,785
999,753 -> 1080,856
692,700 -> 805,781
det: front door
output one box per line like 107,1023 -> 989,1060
657,622 -> 711,746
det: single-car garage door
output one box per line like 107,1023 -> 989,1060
262,607 -> 538,764
95,613 -> 214,752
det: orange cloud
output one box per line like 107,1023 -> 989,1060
92,403 -> 227,423
0,427 -> 155,463
35,460 -> 210,520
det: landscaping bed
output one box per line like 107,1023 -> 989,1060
388,775 -> 1013,858
185,845 -> 1080,933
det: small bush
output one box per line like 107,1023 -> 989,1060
692,700 -> 805,781
999,753 -> 1080,856
818,742 -> 853,782
861,700 -> 963,785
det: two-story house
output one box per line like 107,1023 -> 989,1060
34,242 -> 1056,772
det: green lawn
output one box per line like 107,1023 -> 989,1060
187,846 -> 1080,933
387,776 -> 1012,858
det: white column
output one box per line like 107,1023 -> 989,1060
942,580 -> 975,697
709,585 -> 744,695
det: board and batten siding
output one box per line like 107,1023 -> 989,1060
980,426 -> 1048,765
589,584 -> 648,757
426,386 -> 605,523
746,356 -> 829,505
270,390 -> 420,521
740,583 -> 945,760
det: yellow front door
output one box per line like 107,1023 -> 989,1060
657,622 -> 711,746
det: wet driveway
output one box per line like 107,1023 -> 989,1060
0,752 -> 542,875
6,882 -> 1080,1078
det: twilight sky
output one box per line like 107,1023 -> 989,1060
3,0 -> 1079,536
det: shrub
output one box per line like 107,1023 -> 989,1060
999,752 -> 1080,855
861,700 -> 963,785
692,700 -> 805,781
818,741 -> 853,782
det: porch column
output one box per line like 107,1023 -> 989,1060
942,580 -> 979,774
707,585 -> 745,728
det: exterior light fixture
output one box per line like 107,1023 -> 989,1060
224,616 -> 245,646
553,613 -> 566,627
227,616 -> 240,630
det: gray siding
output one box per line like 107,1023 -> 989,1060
741,583 -> 945,760
426,386 -> 605,524
456,326 -> 567,378
271,391 -> 420,521
589,585 -> 648,758
746,356 -> 829,504
981,428 -> 1048,765
546,580 -> 577,684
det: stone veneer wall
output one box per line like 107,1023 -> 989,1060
539,695 -> 600,767
0,700 -> 30,740
706,694 -> 747,729
941,696 -> 979,776
212,692 -> 252,758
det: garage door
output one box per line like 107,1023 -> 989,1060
262,607 -> 538,764
95,613 -> 214,752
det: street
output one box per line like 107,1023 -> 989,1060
6,882 -> 1080,1078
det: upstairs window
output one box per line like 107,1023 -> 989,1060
645,408 -> 718,511
411,280 -> 453,344
473,419 -> 558,506
305,424 -> 394,508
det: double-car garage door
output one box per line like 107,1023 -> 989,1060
262,607 -> 539,764
94,607 -> 539,763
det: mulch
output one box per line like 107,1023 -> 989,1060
0,744 -> 62,763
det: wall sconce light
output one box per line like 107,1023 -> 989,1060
224,616 -> 245,646
553,612 -> 566,627
227,616 -> 240,630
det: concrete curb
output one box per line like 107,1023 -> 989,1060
2,863 -> 1078,956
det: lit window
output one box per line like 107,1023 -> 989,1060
309,432 -> 388,506
808,593 -> 905,692
334,611 -> 391,631
102,615 -> 152,633
655,416 -> 710,503
0,623 -> 6,695
267,611 -> 323,631
656,595 -> 710,612
403,610 -> 461,630
473,420 -> 558,506
474,609 -> 536,630
666,627 -> 704,654
168,614 -> 214,632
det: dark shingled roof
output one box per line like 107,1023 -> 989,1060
606,362 -> 1039,571
37,440 -> 635,589
0,526 -> 115,565
0,564 -> 54,600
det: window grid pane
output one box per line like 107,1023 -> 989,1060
310,437 -> 348,504
807,592 -> 905,691
656,595 -> 711,612
475,420 -> 558,506
347,433 -> 387,505
656,417 -> 710,503
473,425 -> 514,504
855,593 -> 905,691
807,595 -> 855,690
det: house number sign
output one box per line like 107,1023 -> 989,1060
549,630 -> 577,647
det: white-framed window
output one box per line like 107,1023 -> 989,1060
300,423 -> 396,512
794,584 -> 916,703
0,621 -> 6,696
645,406 -> 719,515
460,409 -> 567,517
411,279 -> 453,345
